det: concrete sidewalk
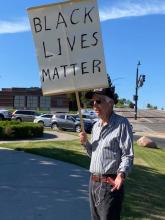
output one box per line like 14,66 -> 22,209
0,148 -> 90,220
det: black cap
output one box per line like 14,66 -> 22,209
85,88 -> 118,104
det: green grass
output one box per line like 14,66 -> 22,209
123,146 -> 165,220
0,140 -> 165,219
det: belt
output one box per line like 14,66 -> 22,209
92,174 -> 116,186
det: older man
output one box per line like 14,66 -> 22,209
79,88 -> 134,220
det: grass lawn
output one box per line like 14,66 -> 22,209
0,140 -> 165,219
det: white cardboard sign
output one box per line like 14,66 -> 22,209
27,0 -> 108,95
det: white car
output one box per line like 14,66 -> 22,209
33,114 -> 53,126
0,109 -> 12,120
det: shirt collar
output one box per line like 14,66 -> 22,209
98,111 -> 115,127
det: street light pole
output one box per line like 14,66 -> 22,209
134,61 -> 141,120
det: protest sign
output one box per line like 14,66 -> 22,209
27,0 -> 108,96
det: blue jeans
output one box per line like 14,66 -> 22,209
89,175 -> 124,220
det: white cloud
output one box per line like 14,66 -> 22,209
0,18 -> 30,34
1,1 -> 165,34
99,1 -> 165,21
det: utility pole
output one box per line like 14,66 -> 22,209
133,61 -> 146,120
134,61 -> 140,120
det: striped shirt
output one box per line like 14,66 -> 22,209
84,112 -> 134,176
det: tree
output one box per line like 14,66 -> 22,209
107,74 -> 112,87
146,103 -> 157,110
147,103 -> 152,109
67,93 -> 77,111
106,73 -> 119,104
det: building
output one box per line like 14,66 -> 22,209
0,87 -> 69,112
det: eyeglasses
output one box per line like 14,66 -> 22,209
91,97 -> 113,107
94,100 -> 102,104
92,99 -> 103,105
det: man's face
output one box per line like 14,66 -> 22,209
92,94 -> 114,118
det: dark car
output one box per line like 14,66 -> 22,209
11,110 -> 40,122
51,113 -> 93,133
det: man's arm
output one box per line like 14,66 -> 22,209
79,132 -> 92,157
118,118 -> 134,176
111,118 -> 134,192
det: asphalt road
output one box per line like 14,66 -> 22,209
141,122 -> 165,132
115,108 -> 165,124
114,108 -> 165,148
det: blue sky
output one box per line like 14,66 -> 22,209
0,0 -> 165,109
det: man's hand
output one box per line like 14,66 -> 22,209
111,173 -> 125,192
79,131 -> 88,145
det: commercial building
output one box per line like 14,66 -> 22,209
0,87 -> 69,112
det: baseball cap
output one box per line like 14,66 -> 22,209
85,88 -> 118,104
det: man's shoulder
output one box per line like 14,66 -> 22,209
93,120 -> 100,129
113,112 -> 133,135
113,112 -> 130,125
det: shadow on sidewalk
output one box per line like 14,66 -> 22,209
0,148 -> 90,220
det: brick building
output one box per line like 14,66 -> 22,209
0,87 -> 69,112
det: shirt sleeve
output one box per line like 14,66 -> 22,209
117,118 -> 134,176
83,140 -> 93,157
83,123 -> 97,157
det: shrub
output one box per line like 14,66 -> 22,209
0,121 -> 43,139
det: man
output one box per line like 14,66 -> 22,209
79,88 -> 134,220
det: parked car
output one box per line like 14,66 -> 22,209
11,110 -> 40,122
33,114 -> 53,126
0,109 -> 12,120
71,113 -> 98,125
81,114 -> 98,125
81,109 -> 97,117
68,113 -> 96,129
51,113 -> 93,133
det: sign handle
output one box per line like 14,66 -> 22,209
75,91 -> 84,132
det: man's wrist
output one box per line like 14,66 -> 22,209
118,172 -> 126,179
82,140 -> 88,147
